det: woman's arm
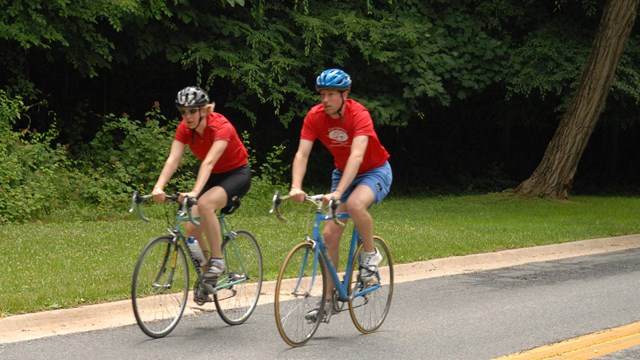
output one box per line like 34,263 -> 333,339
152,140 -> 186,201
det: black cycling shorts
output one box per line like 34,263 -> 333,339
198,165 -> 252,207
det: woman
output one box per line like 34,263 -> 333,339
152,86 -> 251,281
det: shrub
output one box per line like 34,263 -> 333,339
241,131 -> 290,211
0,94 -> 290,223
79,102 -> 199,196
0,92 -> 83,222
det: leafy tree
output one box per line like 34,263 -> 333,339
0,0 -> 245,97
3,0 -> 640,195
181,1 -> 510,127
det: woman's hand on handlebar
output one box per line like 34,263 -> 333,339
152,187 -> 166,203
179,191 -> 198,205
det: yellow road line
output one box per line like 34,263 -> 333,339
494,322 -> 640,360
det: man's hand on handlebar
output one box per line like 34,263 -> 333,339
288,187 -> 306,203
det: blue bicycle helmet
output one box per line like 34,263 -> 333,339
315,68 -> 352,91
175,86 -> 210,108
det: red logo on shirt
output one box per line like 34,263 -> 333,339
328,127 -> 348,144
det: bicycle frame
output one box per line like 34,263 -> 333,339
173,211 -> 249,294
301,200 -> 382,303
216,215 -> 252,290
131,191 -> 246,294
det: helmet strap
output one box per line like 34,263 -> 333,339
187,108 -> 207,131
336,91 -> 346,120
196,109 -> 206,128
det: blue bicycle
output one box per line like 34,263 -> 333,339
270,192 -> 394,347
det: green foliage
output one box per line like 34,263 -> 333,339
242,130 -> 291,206
504,1 -> 640,119
0,0 -> 130,78
259,144 -> 290,185
3,0 -> 640,197
0,96 -> 195,223
0,90 -> 22,130
80,103 -> 198,194
0,92 -> 291,223
611,37 -> 640,109
0,0 -> 247,78
4,0 -> 639,131
179,1 -> 511,126
506,23 -> 591,105
0,92 -> 85,223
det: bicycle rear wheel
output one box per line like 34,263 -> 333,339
274,241 -> 326,347
214,230 -> 263,325
131,235 -> 189,338
347,235 -> 394,334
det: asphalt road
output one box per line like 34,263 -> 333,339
1,236 -> 639,359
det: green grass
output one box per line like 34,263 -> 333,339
1,193 -> 639,317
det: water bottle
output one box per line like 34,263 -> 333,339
187,236 -> 206,267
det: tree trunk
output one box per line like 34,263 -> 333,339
515,0 -> 640,199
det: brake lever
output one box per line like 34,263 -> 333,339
181,195 -> 200,226
328,198 -> 345,227
128,191 -> 139,214
129,191 -> 151,222
270,191 -> 289,222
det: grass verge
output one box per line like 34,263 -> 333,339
1,193 -> 638,317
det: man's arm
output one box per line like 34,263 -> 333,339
329,135 -> 368,200
289,139 -> 313,202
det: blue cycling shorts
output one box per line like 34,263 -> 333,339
331,161 -> 392,205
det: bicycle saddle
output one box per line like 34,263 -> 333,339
221,196 -> 241,215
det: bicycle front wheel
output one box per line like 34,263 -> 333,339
214,230 -> 263,325
131,235 -> 189,338
347,235 -> 394,334
274,241 -> 326,347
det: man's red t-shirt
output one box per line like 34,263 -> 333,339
174,112 -> 248,174
301,99 -> 390,174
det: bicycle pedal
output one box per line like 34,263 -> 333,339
194,294 -> 210,305
201,281 -> 217,293
194,284 -> 211,305
305,313 -> 332,324
322,311 -> 332,323
229,272 -> 246,282
363,277 -> 379,288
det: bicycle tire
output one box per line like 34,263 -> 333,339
274,241 -> 327,347
214,230 -> 263,325
347,235 -> 394,334
131,235 -> 189,338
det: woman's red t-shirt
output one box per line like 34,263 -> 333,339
174,112 -> 248,173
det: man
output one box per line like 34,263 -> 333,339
289,68 -> 393,320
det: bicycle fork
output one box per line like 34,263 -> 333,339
152,241 -> 179,290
